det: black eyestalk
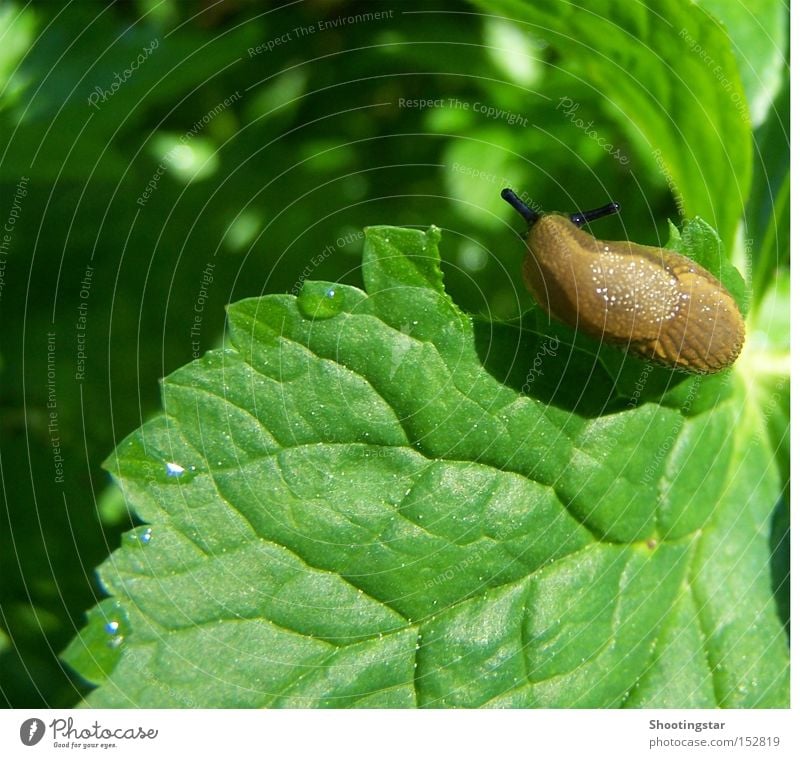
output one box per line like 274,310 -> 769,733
569,202 -> 620,227
501,188 -> 540,226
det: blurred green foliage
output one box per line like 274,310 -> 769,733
0,0 -> 788,707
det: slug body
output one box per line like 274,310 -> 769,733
502,189 -> 745,373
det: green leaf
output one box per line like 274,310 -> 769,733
696,0 -> 787,127
469,0 -> 752,251
61,600 -> 130,687
666,217 -> 748,315
748,79 -> 789,303
64,226 -> 787,707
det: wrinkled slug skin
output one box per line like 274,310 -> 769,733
523,215 -> 745,373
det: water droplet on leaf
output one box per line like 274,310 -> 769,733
297,282 -> 345,320
165,462 -> 185,477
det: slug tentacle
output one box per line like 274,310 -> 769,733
500,188 -> 540,226
569,202 -> 620,227
502,188 -> 745,374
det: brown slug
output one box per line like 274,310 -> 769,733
501,188 -> 745,373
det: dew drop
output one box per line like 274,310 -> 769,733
165,461 -> 185,477
125,526 -> 153,546
297,282 -> 345,320
104,620 -> 119,635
